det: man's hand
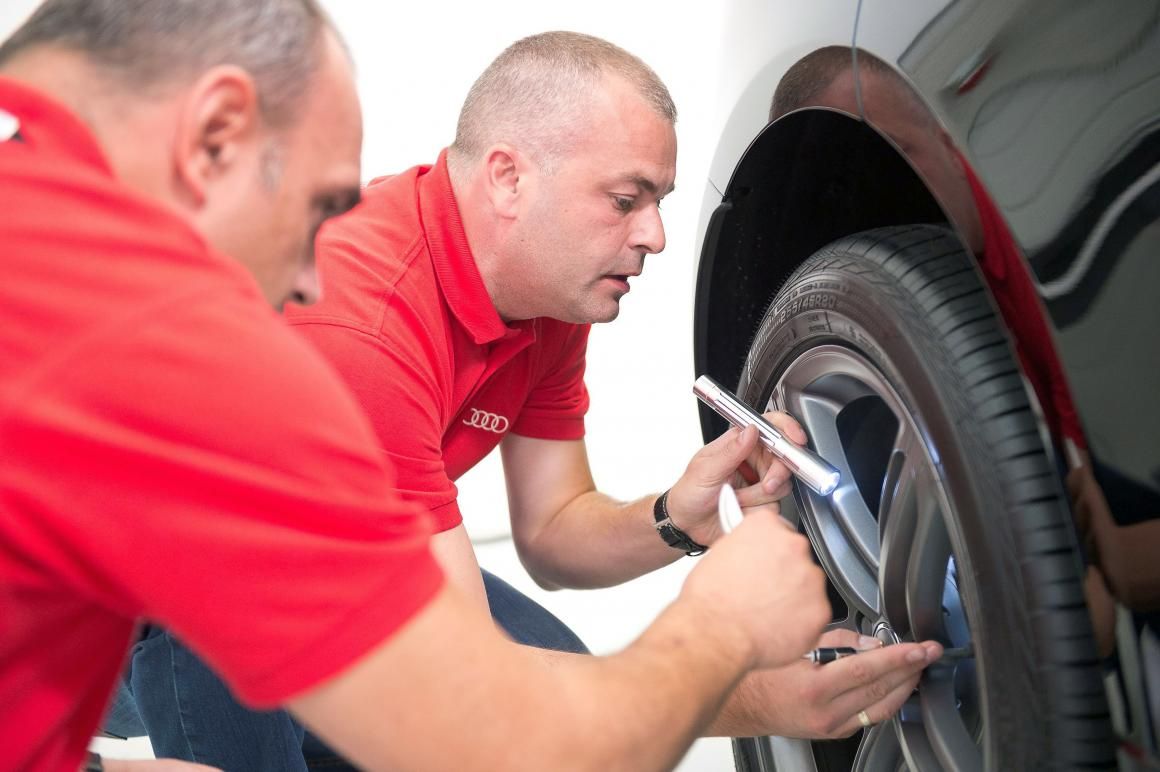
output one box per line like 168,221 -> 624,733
1067,462 -> 1127,594
714,629 -> 941,738
667,417 -> 807,546
681,507 -> 829,670
1066,459 -> 1108,557
1068,462 -> 1160,611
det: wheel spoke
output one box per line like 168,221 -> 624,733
852,723 -> 902,772
895,697 -> 943,770
775,380 -> 882,620
891,670 -> 983,772
905,466 -> 952,644
762,737 -> 821,772
920,666 -> 983,771
784,381 -> 881,568
877,426 -> 927,637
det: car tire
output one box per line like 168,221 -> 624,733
731,225 -> 1115,770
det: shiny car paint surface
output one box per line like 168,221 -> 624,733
695,0 -> 1160,767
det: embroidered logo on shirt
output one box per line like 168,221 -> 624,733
463,408 -> 510,434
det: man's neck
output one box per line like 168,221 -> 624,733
2,48 -> 182,214
1,47 -> 104,127
447,162 -> 522,323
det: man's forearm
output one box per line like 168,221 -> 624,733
530,647 -> 781,740
515,490 -> 684,590
289,585 -> 754,772
547,595 -> 754,770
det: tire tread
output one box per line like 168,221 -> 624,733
735,224 -> 1113,771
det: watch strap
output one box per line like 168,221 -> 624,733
653,490 -> 707,556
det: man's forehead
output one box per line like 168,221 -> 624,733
295,29 -> 362,150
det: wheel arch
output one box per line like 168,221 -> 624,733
693,108 -> 953,440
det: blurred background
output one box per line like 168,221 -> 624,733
0,0 -> 737,767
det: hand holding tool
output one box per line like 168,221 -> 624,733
803,643 -> 974,665
694,375 -> 841,496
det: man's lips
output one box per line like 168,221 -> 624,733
603,271 -> 641,292
604,275 -> 631,292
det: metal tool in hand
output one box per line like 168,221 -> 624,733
803,643 -> 975,665
694,375 -> 841,496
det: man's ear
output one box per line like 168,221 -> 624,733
172,65 -> 262,206
482,144 -> 526,218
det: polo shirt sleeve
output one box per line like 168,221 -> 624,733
2,285 -> 443,708
290,319 -> 465,532
512,322 -> 591,440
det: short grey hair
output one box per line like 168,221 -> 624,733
0,0 -> 330,128
450,31 -> 676,173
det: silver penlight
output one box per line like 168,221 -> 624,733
694,375 -> 841,497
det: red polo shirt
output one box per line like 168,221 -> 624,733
287,152 -> 590,531
0,78 -> 442,772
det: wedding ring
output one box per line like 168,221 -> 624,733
857,710 -> 872,728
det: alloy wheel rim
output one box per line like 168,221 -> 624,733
761,344 -> 984,771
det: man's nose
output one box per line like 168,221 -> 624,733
289,263 -> 323,307
632,204 -> 666,255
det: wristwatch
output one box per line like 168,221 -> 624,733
653,490 -> 707,556
83,751 -> 103,771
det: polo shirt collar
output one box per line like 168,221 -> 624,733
0,77 -> 112,174
418,149 -> 532,346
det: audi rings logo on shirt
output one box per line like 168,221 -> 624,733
463,409 -> 510,434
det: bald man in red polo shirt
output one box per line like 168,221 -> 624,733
295,28 -> 940,736
113,29 -> 942,772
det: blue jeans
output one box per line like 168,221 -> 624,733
106,570 -> 587,770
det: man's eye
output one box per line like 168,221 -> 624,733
612,196 -> 634,212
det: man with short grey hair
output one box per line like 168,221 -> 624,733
112,29 -> 944,770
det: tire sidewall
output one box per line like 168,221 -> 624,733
741,256 -> 1052,768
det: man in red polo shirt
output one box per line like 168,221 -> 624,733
291,30 -> 939,740
120,27 -> 941,765
0,3 -> 844,770
116,31 -> 945,769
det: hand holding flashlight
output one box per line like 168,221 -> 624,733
694,375 -> 840,496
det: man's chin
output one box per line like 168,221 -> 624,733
565,299 -> 622,325
590,295 -> 624,324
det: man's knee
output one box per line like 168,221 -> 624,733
481,570 -> 589,655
